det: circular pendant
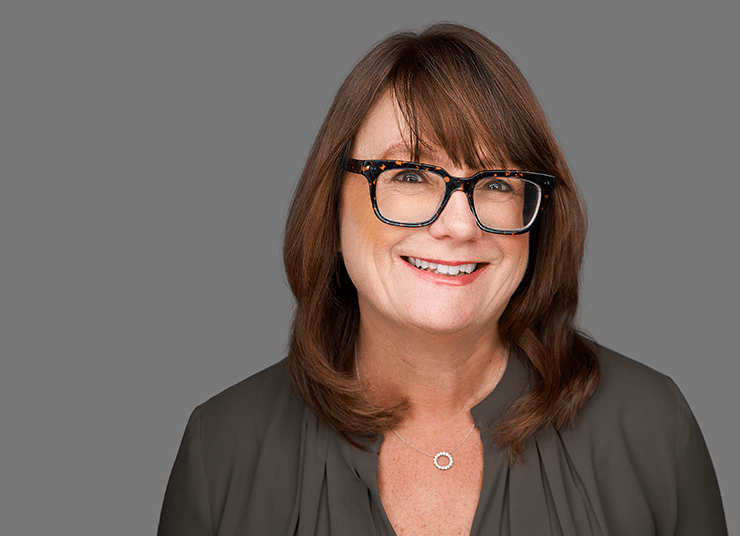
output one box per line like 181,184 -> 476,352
433,451 -> 453,470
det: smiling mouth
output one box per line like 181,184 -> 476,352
403,256 -> 480,276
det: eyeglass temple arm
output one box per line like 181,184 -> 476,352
344,159 -> 366,174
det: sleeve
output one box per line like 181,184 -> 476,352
671,384 -> 728,536
157,407 -> 213,536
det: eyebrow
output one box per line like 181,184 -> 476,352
378,141 -> 413,161
378,141 -> 449,165
376,140 -> 506,171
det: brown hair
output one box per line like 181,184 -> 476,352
283,22 -> 600,463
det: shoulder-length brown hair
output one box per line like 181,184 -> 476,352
283,22 -> 600,463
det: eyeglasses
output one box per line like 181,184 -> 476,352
344,159 -> 556,235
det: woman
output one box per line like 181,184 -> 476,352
158,23 -> 727,535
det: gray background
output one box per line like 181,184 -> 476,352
1,1 -> 737,534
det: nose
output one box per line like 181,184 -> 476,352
428,189 -> 482,241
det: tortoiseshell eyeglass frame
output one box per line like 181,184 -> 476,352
344,159 -> 557,235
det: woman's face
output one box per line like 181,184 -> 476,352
340,92 -> 530,337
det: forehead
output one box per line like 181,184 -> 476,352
351,91 -> 506,171
351,92 -> 408,159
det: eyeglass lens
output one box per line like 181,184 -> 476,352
374,168 -> 541,231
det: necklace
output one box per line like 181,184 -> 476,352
394,423 -> 476,470
355,347 -> 509,471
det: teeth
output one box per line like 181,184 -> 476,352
406,257 -> 478,276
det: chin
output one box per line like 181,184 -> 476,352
396,302 -> 490,335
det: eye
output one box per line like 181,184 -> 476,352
391,171 -> 427,184
378,168 -> 441,191
483,177 -> 514,193
480,178 -> 514,192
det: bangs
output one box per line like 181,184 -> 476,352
387,31 -> 557,173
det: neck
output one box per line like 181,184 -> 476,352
355,316 -> 508,426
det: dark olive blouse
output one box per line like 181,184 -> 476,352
158,346 -> 727,535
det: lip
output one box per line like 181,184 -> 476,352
401,256 -> 487,286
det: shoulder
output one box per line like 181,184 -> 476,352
568,343 -> 695,466
188,359 -> 307,506
159,360 -> 309,534
558,345 -> 727,533
197,358 -> 299,423
585,344 -> 689,432
178,358 -> 308,491
191,359 -> 305,452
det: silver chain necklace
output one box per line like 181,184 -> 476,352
394,422 -> 476,470
356,347 -> 508,471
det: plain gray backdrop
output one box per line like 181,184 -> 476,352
1,1 -> 737,534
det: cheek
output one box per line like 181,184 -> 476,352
340,180 -> 395,254
340,183 -> 374,250
494,233 -> 530,282
339,182 -> 384,281
510,234 -> 529,263
340,182 -> 410,302
510,234 -> 530,287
